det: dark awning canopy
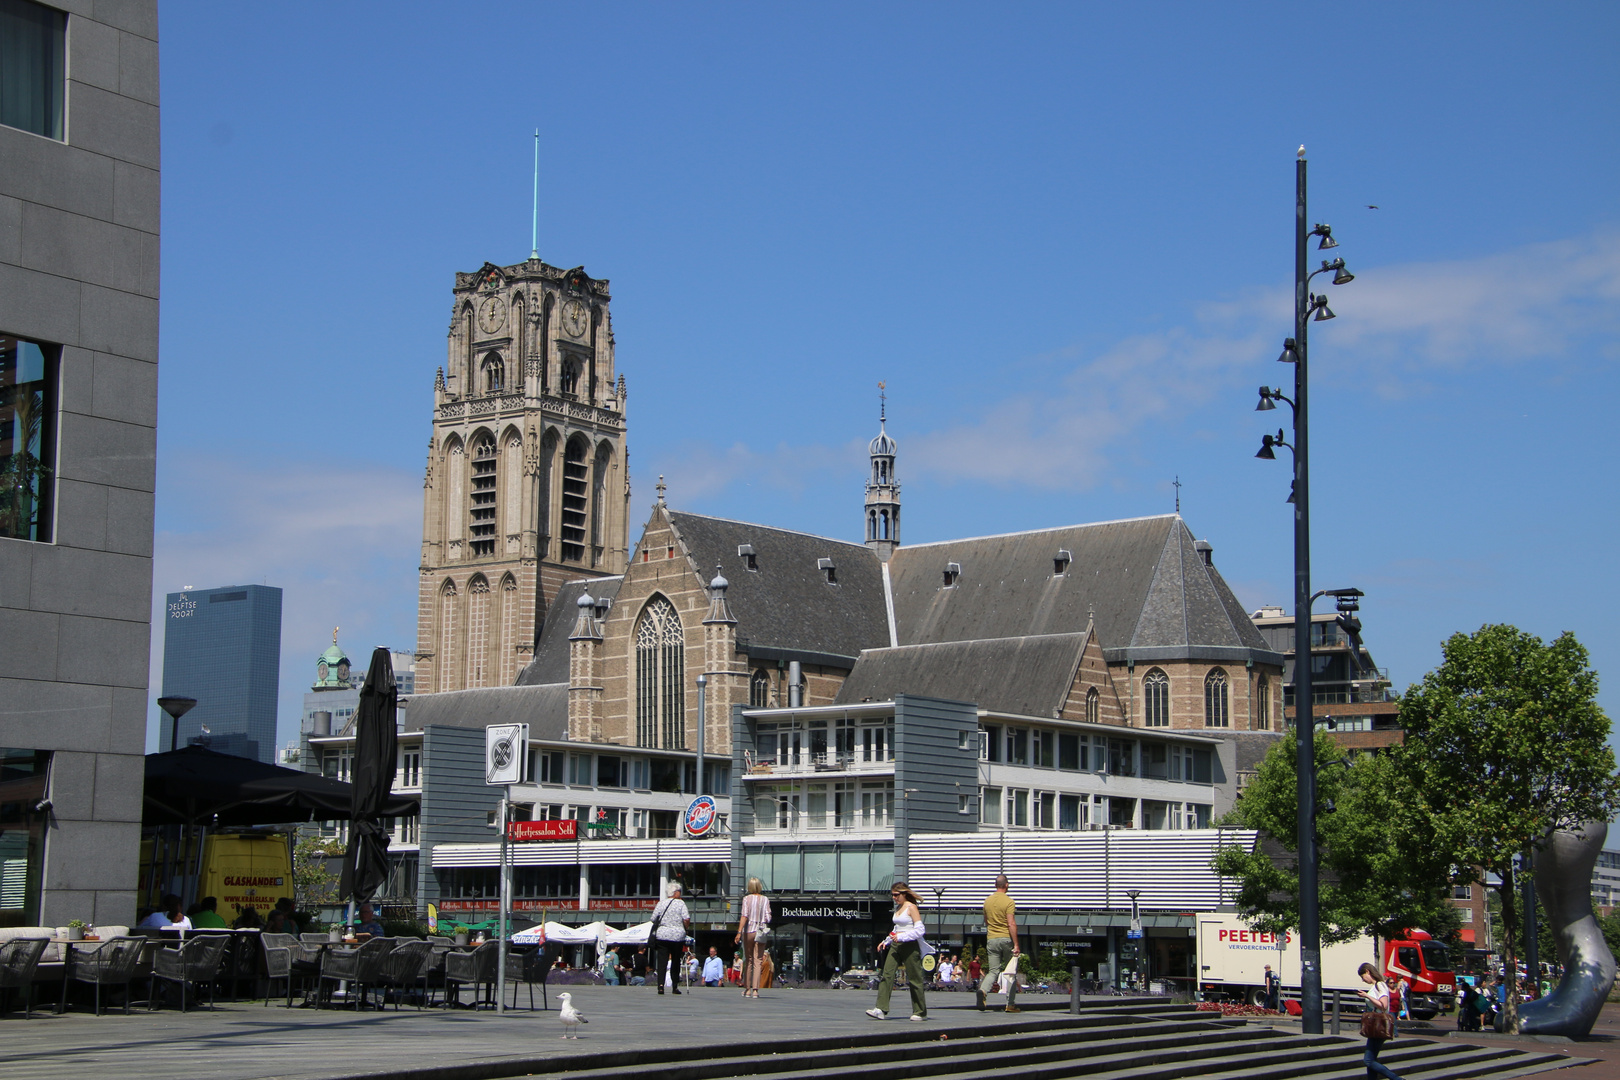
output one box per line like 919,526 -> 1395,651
143,745 -> 417,827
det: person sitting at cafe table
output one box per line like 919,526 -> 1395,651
189,895 -> 230,929
353,902 -> 386,938
139,894 -> 193,930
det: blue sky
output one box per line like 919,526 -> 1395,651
148,2 -> 1620,757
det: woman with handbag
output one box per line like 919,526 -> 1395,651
735,876 -> 771,999
866,882 -> 929,1021
1356,963 -> 1407,1080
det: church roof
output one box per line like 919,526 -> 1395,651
405,682 -> 569,741
832,633 -> 1089,717
666,511 -> 890,665
885,515 -> 1278,665
516,576 -> 623,687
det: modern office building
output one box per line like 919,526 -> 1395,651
0,0 -> 160,928
159,584 -> 282,763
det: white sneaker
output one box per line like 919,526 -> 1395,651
866,1008 -> 886,1020
909,1014 -> 928,1022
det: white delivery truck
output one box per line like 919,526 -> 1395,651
1196,912 -> 1455,1019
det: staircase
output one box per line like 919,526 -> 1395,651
483,1002 -> 1586,1080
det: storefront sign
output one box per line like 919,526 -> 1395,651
776,902 -> 870,921
508,819 -> 577,842
437,897 -> 659,914
684,795 -> 717,837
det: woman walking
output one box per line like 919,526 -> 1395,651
1356,962 -> 1406,1080
866,882 -> 928,1021
735,876 -> 771,999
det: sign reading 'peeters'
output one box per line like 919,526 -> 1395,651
776,902 -> 871,921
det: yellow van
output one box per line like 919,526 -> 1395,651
140,831 -> 295,920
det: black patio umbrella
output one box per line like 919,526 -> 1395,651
143,745 -> 416,827
339,647 -> 399,907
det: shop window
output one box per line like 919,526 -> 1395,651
839,848 -> 870,892
803,849 -> 836,891
0,335 -> 58,542
0,748 -> 50,925
0,1 -> 65,140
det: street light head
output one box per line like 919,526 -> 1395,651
1332,264 -> 1355,286
1277,337 -> 1299,364
1313,223 -> 1338,250
1313,300 -> 1336,322
1256,387 -> 1276,412
1286,481 -> 1297,504
1255,435 -> 1277,460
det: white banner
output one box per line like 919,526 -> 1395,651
486,723 -> 527,785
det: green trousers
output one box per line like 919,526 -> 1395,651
979,936 -> 1017,1002
875,939 -> 927,1017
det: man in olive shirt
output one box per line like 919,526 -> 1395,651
979,874 -> 1020,1012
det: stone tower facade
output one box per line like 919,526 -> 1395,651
417,259 -> 632,693
863,409 -> 900,561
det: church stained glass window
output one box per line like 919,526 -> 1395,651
635,596 -> 685,749
1143,668 -> 1169,727
1204,668 -> 1230,728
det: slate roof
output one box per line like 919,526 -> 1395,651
666,511 -> 891,664
405,683 -> 568,741
832,633 -> 1089,717
516,576 -> 623,687
885,515 -> 1279,665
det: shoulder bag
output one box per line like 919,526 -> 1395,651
1360,995 -> 1396,1040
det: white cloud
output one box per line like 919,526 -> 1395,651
145,455 -> 422,751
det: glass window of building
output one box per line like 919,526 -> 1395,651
804,849 -> 836,890
1108,738 -> 1136,777
1085,687 -> 1100,725
1058,793 -> 1083,830
1033,729 -> 1055,768
1143,741 -> 1168,779
1033,790 -> 1056,828
634,595 -> 685,748
0,335 -> 57,542
1143,668 -> 1170,727
1005,788 -> 1029,827
0,1 -> 65,139
981,723 -> 1002,762
749,669 -> 770,708
1204,668 -> 1230,728
1058,732 -> 1082,770
1006,727 -> 1028,766
1109,796 -> 1136,828
980,786 -> 1001,825
0,748 -> 49,924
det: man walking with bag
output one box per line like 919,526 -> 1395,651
978,874 -> 1020,1013
650,884 -> 691,995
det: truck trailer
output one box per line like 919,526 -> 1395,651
1197,912 -> 1456,1018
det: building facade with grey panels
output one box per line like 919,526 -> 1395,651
0,0 -> 160,929
159,584 -> 282,763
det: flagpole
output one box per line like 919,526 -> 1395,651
530,129 -> 540,261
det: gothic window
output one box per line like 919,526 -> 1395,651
635,596 -> 685,749
879,509 -> 891,540
499,574 -> 519,685
437,580 -> 458,692
591,441 -> 612,557
867,510 -> 877,541
560,435 -> 589,562
750,669 -> 771,709
466,576 -> 491,688
560,355 -> 580,396
468,433 -> 497,557
1256,675 -> 1271,731
1085,687 -> 1100,725
511,295 -> 526,366
1143,668 -> 1169,727
482,352 -> 504,394
1204,668 -> 1230,728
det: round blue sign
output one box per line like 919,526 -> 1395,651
684,795 -> 717,837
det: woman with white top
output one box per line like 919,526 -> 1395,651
735,876 -> 771,998
1357,962 -> 1407,1080
866,882 -> 928,1021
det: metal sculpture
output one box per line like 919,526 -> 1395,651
1517,820 -> 1616,1036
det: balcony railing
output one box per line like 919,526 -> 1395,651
746,753 -> 894,778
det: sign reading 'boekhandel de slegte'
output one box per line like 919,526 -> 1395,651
776,902 -> 871,921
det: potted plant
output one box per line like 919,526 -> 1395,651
66,920 -> 87,941
454,928 -> 471,946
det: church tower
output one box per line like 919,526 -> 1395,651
416,259 -> 632,693
864,389 -> 900,560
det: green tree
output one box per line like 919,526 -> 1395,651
293,834 -> 345,914
1213,730 -> 1461,945
1395,624 -> 1620,1032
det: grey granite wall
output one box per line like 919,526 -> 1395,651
0,0 -> 159,927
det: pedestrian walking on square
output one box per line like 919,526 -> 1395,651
978,874 -> 1020,1013
866,882 -> 928,1021
1357,962 -> 1406,1080
649,885 -> 690,995
735,875 -> 772,999
1264,963 -> 1280,1010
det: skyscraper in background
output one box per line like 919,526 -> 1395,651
160,585 -> 282,762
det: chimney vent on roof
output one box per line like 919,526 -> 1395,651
942,562 -> 961,588
1054,549 -> 1072,575
1194,539 -> 1213,566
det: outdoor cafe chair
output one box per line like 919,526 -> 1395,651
417,937 -> 456,1007
443,939 -> 500,1009
70,936 -> 146,1016
503,947 -> 548,1012
375,940 -> 432,1009
319,936 -> 392,1009
262,933 -> 320,1008
151,934 -> 229,1012
0,937 -> 49,1018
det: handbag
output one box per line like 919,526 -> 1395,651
1361,1002 -> 1396,1040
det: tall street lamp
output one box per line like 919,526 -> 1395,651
158,696 -> 198,753
1253,146 -> 1354,1036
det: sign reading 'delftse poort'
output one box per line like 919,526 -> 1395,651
485,723 -> 528,786
508,820 -> 578,842
776,903 -> 871,921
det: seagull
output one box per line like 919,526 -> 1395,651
1297,145 -> 1306,159
1367,204 -> 1379,209
558,992 -> 588,1039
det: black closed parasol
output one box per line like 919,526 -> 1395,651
339,647 -> 400,907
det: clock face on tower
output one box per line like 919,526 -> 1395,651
477,295 -> 506,336
563,300 -> 588,339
